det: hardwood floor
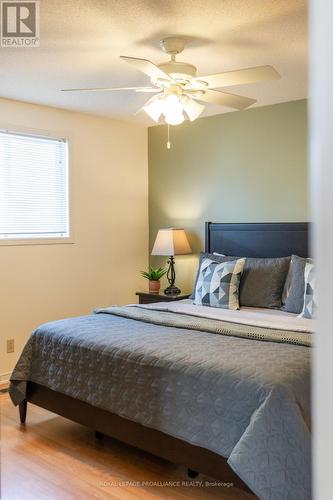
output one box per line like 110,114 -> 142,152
0,392 -> 256,499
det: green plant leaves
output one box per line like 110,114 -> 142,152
140,267 -> 167,280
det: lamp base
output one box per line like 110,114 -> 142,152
164,284 -> 181,295
164,255 -> 181,295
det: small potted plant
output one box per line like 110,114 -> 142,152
141,267 -> 167,294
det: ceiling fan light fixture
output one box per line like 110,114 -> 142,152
164,111 -> 185,125
181,95 -> 205,122
142,92 -> 205,125
143,96 -> 164,122
162,94 -> 185,125
162,94 -> 183,113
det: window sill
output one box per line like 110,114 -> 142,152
0,237 -> 74,246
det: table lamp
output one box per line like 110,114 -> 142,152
151,228 -> 192,295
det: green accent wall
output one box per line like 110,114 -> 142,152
148,99 -> 308,293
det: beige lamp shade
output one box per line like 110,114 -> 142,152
151,228 -> 192,256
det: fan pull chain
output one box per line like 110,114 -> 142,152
167,124 -> 171,149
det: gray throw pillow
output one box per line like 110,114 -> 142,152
283,255 -> 311,314
237,256 -> 290,308
191,253 -> 290,309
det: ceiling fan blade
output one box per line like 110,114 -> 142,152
135,88 -> 161,93
61,86 -> 157,92
120,56 -> 174,82
199,89 -> 256,110
194,65 -> 280,89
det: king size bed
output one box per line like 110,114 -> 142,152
9,222 -> 312,500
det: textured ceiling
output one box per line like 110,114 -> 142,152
0,0 -> 308,125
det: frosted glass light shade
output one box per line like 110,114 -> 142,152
163,95 -> 185,125
151,228 -> 192,256
164,111 -> 184,125
143,97 -> 164,122
181,96 -> 205,121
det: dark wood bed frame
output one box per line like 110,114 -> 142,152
18,222 -> 309,493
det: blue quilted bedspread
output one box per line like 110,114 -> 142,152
10,307 -> 311,500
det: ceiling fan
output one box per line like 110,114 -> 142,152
62,36 -> 280,125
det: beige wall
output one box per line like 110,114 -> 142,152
148,99 -> 308,293
0,98 -> 148,380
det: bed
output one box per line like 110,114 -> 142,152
9,222 -> 311,500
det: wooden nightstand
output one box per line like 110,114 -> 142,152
136,292 -> 191,305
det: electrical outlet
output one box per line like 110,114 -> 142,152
6,339 -> 14,353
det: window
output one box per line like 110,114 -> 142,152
0,130 -> 69,241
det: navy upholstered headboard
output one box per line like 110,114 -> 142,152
205,222 -> 309,258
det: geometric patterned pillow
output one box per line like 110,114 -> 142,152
298,261 -> 316,319
194,257 -> 245,310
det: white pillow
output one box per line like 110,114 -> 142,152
298,261 -> 316,319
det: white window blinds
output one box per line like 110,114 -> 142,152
0,131 -> 69,240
